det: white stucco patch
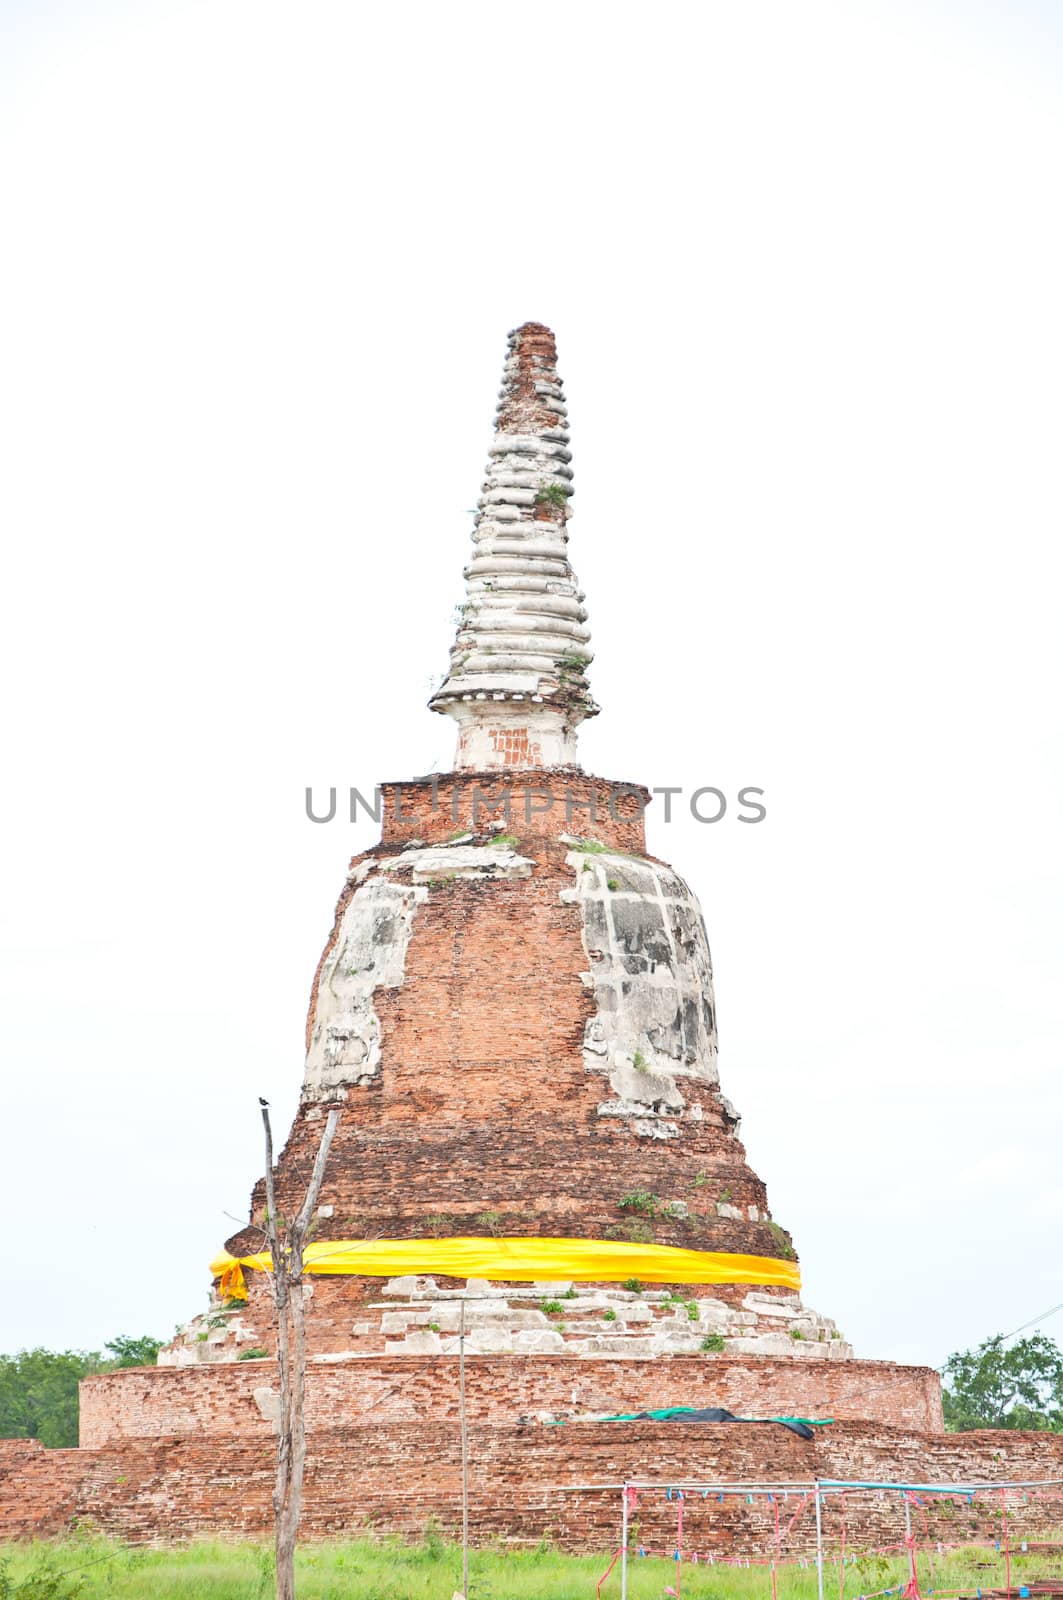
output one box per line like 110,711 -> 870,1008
302,874 -> 427,1102
303,844 -> 535,1102
564,850 -> 719,1133
378,843 -> 534,883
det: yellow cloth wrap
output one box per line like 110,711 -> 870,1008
209,1237 -> 801,1301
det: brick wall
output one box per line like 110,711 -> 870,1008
378,772 -> 651,853
80,1354 -> 943,1448
225,819 -> 793,1294
4,1422 -> 1062,1551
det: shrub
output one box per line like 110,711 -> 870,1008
422,1214 -> 456,1238
535,483 -> 569,509
766,1219 -> 797,1259
618,1220 -> 654,1244
701,1333 -> 726,1353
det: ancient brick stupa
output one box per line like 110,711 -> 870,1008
164,323 -> 855,1370
112,322 -> 946,1497
0,324 -> 986,1550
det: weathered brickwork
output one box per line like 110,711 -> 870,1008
110,319 -> 952,1545
428,322 -> 597,771
5,1423 -> 1062,1551
166,1278 -> 850,1366
81,1355 -> 943,1448
379,772 -> 650,851
186,326 -> 844,1367
222,810 -> 796,1303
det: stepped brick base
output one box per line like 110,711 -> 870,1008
162,1280 -> 852,1365
80,1353 -> 943,1449
4,1418 -> 1063,1552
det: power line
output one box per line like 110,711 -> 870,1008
1001,1299 -> 1063,1343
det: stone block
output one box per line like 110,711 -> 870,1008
578,1336 -> 659,1356
618,1304 -> 653,1324
462,1329 -> 514,1354
380,1312 -> 420,1333
382,1276 -> 439,1298
724,1335 -> 830,1359
386,1330 -> 443,1355
695,1300 -> 732,1328
423,1305 -> 548,1332
513,1330 -> 566,1354
742,1292 -> 802,1316
657,1322 -> 703,1346
652,1333 -> 704,1355
252,1387 -> 280,1422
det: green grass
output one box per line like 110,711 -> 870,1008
3,1532 -> 1063,1600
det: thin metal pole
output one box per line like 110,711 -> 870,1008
904,1494 -> 914,1600
817,1477 -> 1063,1494
620,1482 -> 629,1600
815,1480 -> 825,1600
460,1300 -> 469,1599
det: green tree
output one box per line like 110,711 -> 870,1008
941,1333 -> 1063,1431
0,1334 -> 164,1449
0,1350 -> 98,1448
104,1333 -> 163,1368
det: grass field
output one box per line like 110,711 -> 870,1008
2,1534 -> 1062,1600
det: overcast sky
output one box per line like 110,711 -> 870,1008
1,0 -> 1061,1371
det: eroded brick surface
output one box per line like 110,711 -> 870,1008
81,1355 -> 943,1448
222,811 -> 787,1291
429,322 -> 597,770
5,1422 -> 1061,1550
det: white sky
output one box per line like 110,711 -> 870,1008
1,0 -> 1061,1371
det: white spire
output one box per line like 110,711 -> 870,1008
429,323 -> 598,771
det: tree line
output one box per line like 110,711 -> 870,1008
0,1336 -> 163,1449
942,1332 -> 1063,1431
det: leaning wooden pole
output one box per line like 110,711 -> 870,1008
459,1297 -> 469,1599
261,1102 -> 340,1600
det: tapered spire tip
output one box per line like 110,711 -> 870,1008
430,324 -> 597,772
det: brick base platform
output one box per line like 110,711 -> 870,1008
4,1418 -> 1063,1551
78,1353 -> 944,1448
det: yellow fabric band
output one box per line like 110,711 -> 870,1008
210,1236 -> 800,1301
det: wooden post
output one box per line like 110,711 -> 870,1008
261,1103 -> 340,1600
459,1297 -> 469,1600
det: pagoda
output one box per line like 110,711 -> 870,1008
165,322 -> 854,1371
0,325 -> 963,1553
